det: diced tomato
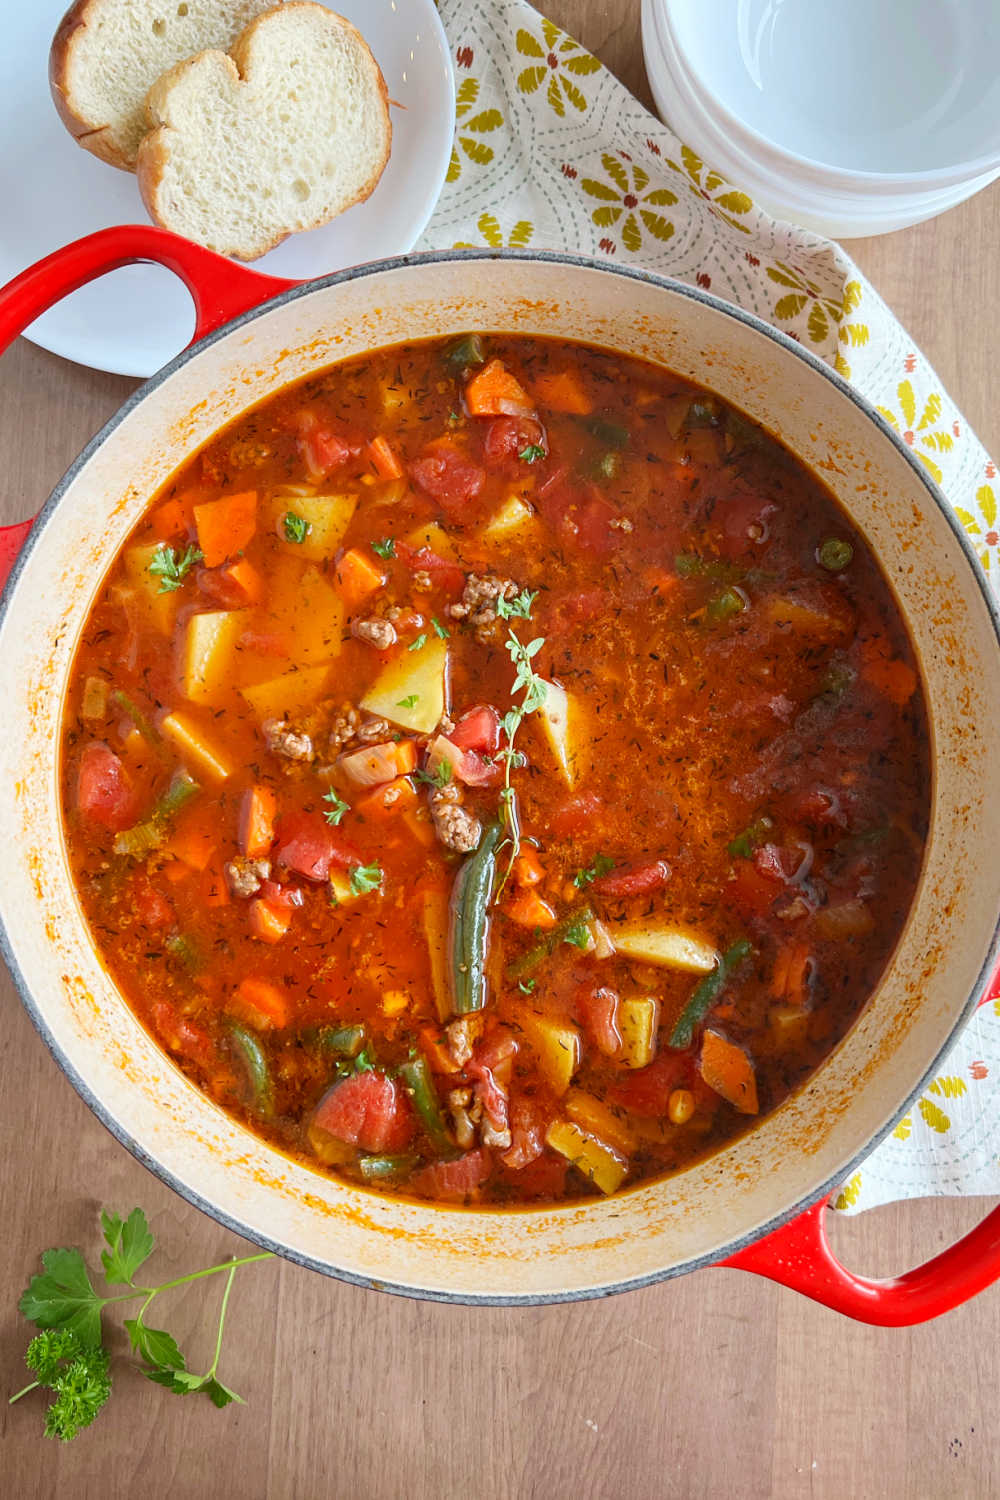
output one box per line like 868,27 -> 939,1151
574,493 -> 621,558
781,785 -> 847,829
394,541 -> 467,594
591,859 -> 671,900
715,492 -> 779,559
502,1095 -> 547,1169
313,1070 -> 414,1153
576,986 -> 622,1057
151,1000 -> 214,1067
500,1151 -> 568,1199
753,843 -> 806,884
275,810 -> 358,882
481,417 -> 546,470
449,705 -> 501,756
77,743 -> 137,831
131,875 -> 173,931
237,630 -> 290,658
411,1148 -> 491,1201
550,791 -> 604,837
728,861 -> 780,920
409,443 -> 486,516
284,409 -> 359,480
258,880 -> 305,909
608,1054 -> 691,1116
544,588 -> 604,636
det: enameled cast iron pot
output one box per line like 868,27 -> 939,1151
2,228 -> 1000,1324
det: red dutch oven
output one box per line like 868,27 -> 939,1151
2,227 -> 999,1323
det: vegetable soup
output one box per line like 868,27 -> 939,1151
61,334 -> 929,1205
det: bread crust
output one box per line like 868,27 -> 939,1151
49,0 -> 135,171
136,2 -> 392,261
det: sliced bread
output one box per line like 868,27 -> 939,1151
136,3 -> 392,260
49,0 -> 280,170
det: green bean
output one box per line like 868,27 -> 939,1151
585,417 -> 630,449
110,688 -> 161,744
317,1024 -> 366,1058
449,821 -> 501,1014
229,1024 -> 274,1118
669,938 -> 754,1049
817,537 -> 854,572
358,1153 -> 419,1182
506,905 -> 596,980
706,586 -> 747,622
444,333 -> 486,372
165,933 -> 200,972
398,1055 -> 453,1154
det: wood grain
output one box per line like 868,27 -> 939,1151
2,5 -> 999,1496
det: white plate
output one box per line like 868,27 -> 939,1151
1,0 -> 454,377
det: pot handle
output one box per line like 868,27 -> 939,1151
0,225 -> 299,589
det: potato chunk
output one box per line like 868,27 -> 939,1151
545,1120 -> 627,1195
608,921 -> 718,974
183,610 -> 252,703
360,636 -> 448,734
517,1012 -> 581,1095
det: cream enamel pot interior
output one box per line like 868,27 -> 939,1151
2,228 -> 1000,1321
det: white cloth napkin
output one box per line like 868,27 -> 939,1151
418,0 -> 1000,1213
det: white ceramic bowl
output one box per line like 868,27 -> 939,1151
644,0 -> 1000,237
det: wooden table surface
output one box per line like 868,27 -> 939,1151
2,4 -> 998,1496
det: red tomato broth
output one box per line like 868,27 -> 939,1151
60,334 -> 929,1207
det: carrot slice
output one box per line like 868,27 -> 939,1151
699,1029 -> 759,1114
336,547 -> 387,610
530,369 -> 594,415
505,888 -> 557,930
230,976 -> 292,1028
219,557 -> 264,605
771,941 -> 812,1007
368,435 -> 405,480
200,854 -> 230,908
194,490 -> 258,569
248,898 -> 292,944
239,785 -> 278,858
151,497 -> 193,541
465,359 -> 535,417
512,847 -> 544,887
356,775 -> 419,819
860,638 -> 918,706
163,807 -> 217,872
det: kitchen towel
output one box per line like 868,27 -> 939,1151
419,0 -> 1000,1213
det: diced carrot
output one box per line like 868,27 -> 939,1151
530,369 -> 594,415
368,435 -> 405,480
465,359 -> 535,418
335,547 -> 387,610
860,638 -> 918,706
162,860 -> 189,884
699,1029 -> 759,1114
356,775 -> 419,819
512,847 -> 544,887
419,1027 -> 460,1075
219,557 -> 264,606
194,490 -> 258,569
505,888 -> 557,930
239,784 -> 278,858
230,976 -> 293,1029
403,806 -> 437,847
151,497 -> 193,541
248,898 -> 292,944
771,941 -> 813,1007
163,806 -> 217,872
200,854 -> 230,908
389,739 -> 419,776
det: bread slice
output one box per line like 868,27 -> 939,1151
49,0 -> 280,170
136,3 -> 392,260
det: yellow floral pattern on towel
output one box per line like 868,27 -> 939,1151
424,0 -> 1000,1215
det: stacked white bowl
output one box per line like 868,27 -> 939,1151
642,0 -> 1000,238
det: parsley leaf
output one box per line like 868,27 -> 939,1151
518,444 -> 546,464
397,694 -> 419,709
350,862 -> 382,895
517,979 -> 537,994
322,789 -> 349,827
148,543 -> 202,594
19,1249 -> 103,1348
15,1330 -> 112,1442
496,588 -> 538,621
415,761 -> 451,789
573,854 -> 615,889
431,616 -> 450,639
100,1208 -> 154,1287
283,512 -> 310,544
408,633 -> 428,652
124,1319 -> 185,1371
371,538 -> 395,559
562,916 -> 593,950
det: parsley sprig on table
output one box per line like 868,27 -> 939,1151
148,543 -> 203,593
494,589 -> 546,898
9,1207 -> 273,1441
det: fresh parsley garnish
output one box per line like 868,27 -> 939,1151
397,694 -> 419,709
371,538 -> 396,559
322,789 -> 349,827
518,444 -> 546,464
496,588 -> 538,621
573,853 -> 615,889
517,979 -> 537,994
283,512 -> 310,544
9,1206 -> 273,1441
431,616 -> 450,639
415,761 -> 452,789
408,633 -> 428,652
350,862 -> 382,895
562,917 -> 593,950
148,543 -> 202,594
